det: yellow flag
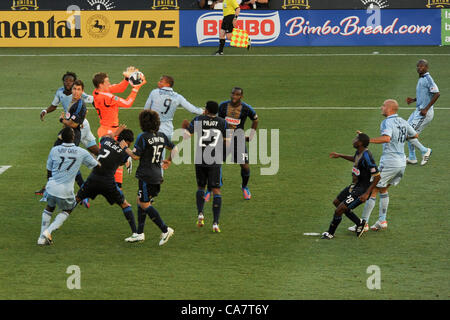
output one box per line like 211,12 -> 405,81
230,28 -> 249,48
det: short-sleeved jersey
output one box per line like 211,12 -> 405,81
46,143 -> 98,199
352,149 -> 379,189
134,131 -> 175,184
380,114 -> 417,168
223,0 -> 239,16
66,99 -> 87,134
90,136 -> 129,181
188,115 -> 228,167
51,87 -> 93,113
416,72 -> 439,111
218,101 -> 258,130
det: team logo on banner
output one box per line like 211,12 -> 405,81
361,0 -> 389,9
282,0 -> 310,10
86,14 -> 111,38
11,0 -> 38,10
87,0 -> 116,10
197,11 -> 280,45
152,0 -> 179,9
426,0 -> 450,7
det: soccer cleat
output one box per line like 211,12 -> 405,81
370,220 -> 388,231
406,158 -> 418,165
37,236 -> 47,245
321,232 -> 334,240
247,38 -> 252,51
197,213 -> 205,228
204,191 -> 211,202
421,148 -> 432,166
42,230 -> 53,245
125,233 -> 144,242
242,187 -> 251,200
214,50 -> 224,56
159,227 -> 174,246
212,223 -> 221,233
348,223 -> 369,233
35,188 -> 45,196
82,198 -> 90,209
356,220 -> 367,238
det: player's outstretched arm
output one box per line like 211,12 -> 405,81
369,135 -> 390,144
120,140 -> 140,161
406,97 -> 416,105
40,105 -> 57,121
329,152 -> 354,162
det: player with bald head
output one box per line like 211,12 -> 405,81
349,99 -> 418,232
406,59 -> 440,166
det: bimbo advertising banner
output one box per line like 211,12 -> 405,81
180,9 -> 441,46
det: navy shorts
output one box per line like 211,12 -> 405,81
336,185 -> 366,210
138,180 -> 160,203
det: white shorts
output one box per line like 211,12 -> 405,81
80,119 -> 97,149
43,191 -> 76,211
408,108 -> 434,134
377,166 -> 406,188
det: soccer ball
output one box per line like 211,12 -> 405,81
128,71 -> 144,86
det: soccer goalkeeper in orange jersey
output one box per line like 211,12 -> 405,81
92,66 -> 146,186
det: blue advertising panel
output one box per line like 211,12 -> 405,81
180,9 -> 441,46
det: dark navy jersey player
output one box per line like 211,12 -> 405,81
122,110 -> 176,246
76,125 -> 139,242
322,133 -> 381,240
182,101 -> 230,233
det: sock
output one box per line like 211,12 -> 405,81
122,206 -> 137,234
241,168 -> 250,188
40,209 -> 53,236
212,195 -> 222,224
196,190 -> 205,214
137,206 -> 146,234
407,141 -> 416,160
145,206 -> 168,233
218,39 -> 225,52
75,171 -> 84,188
46,212 -> 69,234
345,210 -> 361,225
409,138 -> 428,154
328,215 -> 342,235
361,197 -> 376,223
379,193 -> 389,222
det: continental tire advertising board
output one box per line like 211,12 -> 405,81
0,10 -> 179,47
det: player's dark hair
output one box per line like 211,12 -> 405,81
417,59 -> 428,66
118,129 -> 134,143
139,110 -> 160,133
73,79 -> 84,90
358,133 -> 370,147
232,87 -> 243,95
205,101 -> 219,115
162,75 -> 174,87
62,71 -> 77,82
92,72 -> 108,88
61,127 -> 75,143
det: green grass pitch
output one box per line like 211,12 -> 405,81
0,46 -> 449,300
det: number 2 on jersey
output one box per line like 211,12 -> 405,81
199,129 -> 221,147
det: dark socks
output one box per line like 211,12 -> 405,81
212,195 -> 222,224
218,39 -> 225,52
328,215 -> 342,235
145,206 -> 168,233
122,206 -> 137,234
196,190 -> 205,214
345,210 -> 361,225
137,206 -> 146,234
75,171 -> 84,188
241,168 -> 250,188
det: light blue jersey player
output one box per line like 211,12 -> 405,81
144,75 -> 203,140
353,100 -> 418,233
406,59 -> 440,166
40,72 -> 97,150
38,127 -> 98,245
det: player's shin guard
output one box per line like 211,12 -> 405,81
144,206 -> 168,233
40,209 -> 53,236
328,215 -> 342,235
122,206 -> 137,234
137,206 -> 146,234
407,141 -> 417,160
379,193 -> 389,222
241,168 -> 250,188
361,197 -> 376,222
345,210 -> 361,225
212,195 -> 222,225
196,190 -> 205,214
75,171 -> 84,188
46,212 -> 69,234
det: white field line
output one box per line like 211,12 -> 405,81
0,166 -> 11,175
